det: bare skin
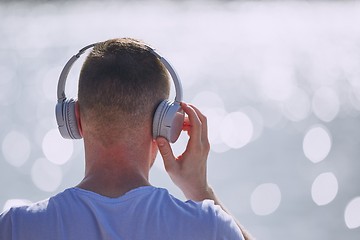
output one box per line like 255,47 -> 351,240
75,100 -> 157,198
75,101 -> 253,239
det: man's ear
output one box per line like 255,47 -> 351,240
75,101 -> 83,137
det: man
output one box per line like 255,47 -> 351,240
0,38 -> 252,239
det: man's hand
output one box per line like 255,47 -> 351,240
156,102 -> 211,201
156,102 -> 253,240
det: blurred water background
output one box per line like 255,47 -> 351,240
1,0 -> 360,239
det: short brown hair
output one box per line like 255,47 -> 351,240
78,38 -> 170,143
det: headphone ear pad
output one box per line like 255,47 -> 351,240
56,98 -> 82,139
153,100 -> 184,143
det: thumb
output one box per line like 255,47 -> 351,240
156,137 -> 176,171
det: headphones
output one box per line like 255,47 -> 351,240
55,42 -> 184,143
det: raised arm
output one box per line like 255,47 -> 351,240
156,102 -> 253,240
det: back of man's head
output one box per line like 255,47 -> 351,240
78,38 -> 170,145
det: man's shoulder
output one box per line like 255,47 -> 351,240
149,187 -> 226,222
1,198 -> 48,219
0,188 -> 75,222
144,188 -> 243,239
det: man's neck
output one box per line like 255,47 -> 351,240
77,137 -> 154,198
77,171 -> 151,198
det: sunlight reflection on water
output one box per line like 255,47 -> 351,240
311,172 -> 338,206
1,1 -> 360,239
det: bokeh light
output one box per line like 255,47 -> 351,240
303,125 -> 332,163
2,130 -> 31,167
281,87 -> 311,122
250,183 -> 281,216
240,106 -> 264,142
344,197 -> 360,229
311,172 -> 338,206
312,87 -> 340,122
220,111 -> 254,149
31,158 -> 63,192
204,108 -> 230,153
42,129 -> 74,165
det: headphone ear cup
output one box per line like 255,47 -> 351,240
153,100 -> 184,143
153,100 -> 168,139
55,98 -> 82,139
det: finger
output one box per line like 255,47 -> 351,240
182,117 -> 191,131
180,102 -> 201,141
182,125 -> 192,132
188,104 -> 206,123
183,116 -> 190,126
156,137 -> 176,172
188,104 -> 208,141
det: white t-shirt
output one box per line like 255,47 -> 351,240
0,186 -> 244,240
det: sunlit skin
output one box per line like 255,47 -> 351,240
74,101 -> 253,240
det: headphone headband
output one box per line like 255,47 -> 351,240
56,41 -> 185,142
57,42 -> 183,103
146,46 -> 183,102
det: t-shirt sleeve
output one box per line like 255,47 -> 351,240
0,208 -> 14,240
215,208 -> 244,240
202,200 -> 245,240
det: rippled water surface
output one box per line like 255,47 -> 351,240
1,1 -> 360,239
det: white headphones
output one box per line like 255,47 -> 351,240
55,42 -> 184,143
